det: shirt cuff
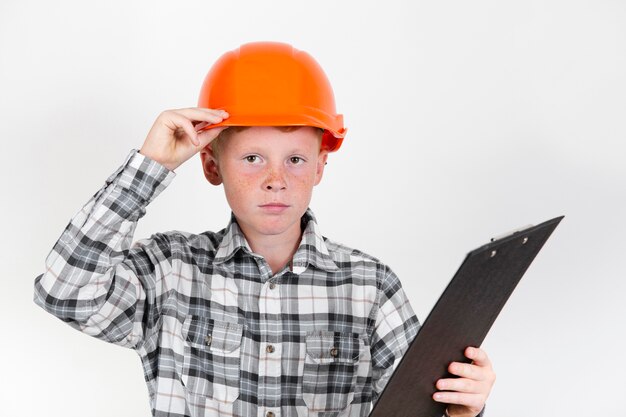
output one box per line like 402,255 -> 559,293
444,405 -> 485,417
105,150 -> 176,204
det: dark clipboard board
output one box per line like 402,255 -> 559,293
369,216 -> 563,417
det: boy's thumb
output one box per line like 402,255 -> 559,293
198,126 -> 228,148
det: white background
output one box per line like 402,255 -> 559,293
1,1 -> 625,416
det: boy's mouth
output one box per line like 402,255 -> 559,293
259,203 -> 290,213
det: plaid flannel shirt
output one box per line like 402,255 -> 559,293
34,150 -> 421,417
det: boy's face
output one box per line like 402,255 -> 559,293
201,126 -> 328,242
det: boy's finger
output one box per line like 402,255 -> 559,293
436,377 -> 479,394
197,126 -> 227,148
432,391 -> 485,409
448,361 -> 485,381
465,346 -> 491,367
172,111 -> 225,129
167,113 -> 199,146
193,121 -> 209,131
174,107 -> 229,123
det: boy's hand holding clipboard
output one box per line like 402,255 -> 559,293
370,216 -> 563,417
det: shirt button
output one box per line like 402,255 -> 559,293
266,412 -> 276,417
266,344 -> 275,354
205,335 -> 212,346
269,282 -> 277,290
330,347 -> 338,357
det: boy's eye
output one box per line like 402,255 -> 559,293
290,157 -> 303,164
245,155 -> 259,163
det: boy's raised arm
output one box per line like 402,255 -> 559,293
33,108 -> 228,349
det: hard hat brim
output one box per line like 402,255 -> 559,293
199,113 -> 345,137
197,111 -> 346,151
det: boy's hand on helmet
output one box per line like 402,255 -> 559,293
140,108 -> 229,171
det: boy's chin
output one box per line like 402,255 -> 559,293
253,222 -> 297,237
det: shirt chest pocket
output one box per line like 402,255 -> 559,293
181,316 -> 243,403
302,332 -> 364,413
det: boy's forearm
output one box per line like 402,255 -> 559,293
33,150 -> 175,346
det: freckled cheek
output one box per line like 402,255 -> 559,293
225,171 -> 259,189
222,174 -> 259,208
287,170 -> 315,185
296,177 -> 315,190
290,176 -> 317,203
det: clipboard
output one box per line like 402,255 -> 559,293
369,216 -> 563,417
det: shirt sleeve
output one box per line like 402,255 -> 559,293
370,265 -> 421,403
33,150 -> 176,350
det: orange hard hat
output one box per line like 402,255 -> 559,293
197,41 -> 347,152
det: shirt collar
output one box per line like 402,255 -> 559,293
214,209 -> 339,273
214,213 -> 255,264
292,209 -> 339,272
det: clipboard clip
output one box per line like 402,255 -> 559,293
490,224 -> 534,242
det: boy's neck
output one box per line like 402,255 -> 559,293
240,223 -> 303,276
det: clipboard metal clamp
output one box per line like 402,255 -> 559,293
490,224 -> 534,242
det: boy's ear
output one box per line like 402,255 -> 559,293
200,145 -> 223,186
314,150 -> 329,186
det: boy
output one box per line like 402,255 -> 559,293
34,42 -> 494,417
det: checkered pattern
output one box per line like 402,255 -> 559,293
34,150 -> 421,417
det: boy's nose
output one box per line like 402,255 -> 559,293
263,168 -> 287,191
